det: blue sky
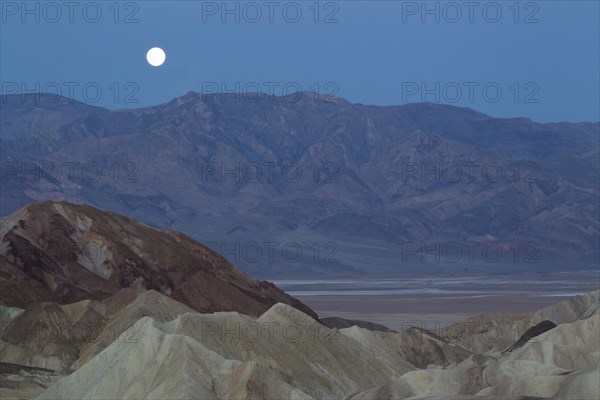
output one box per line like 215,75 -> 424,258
1,1 -> 599,122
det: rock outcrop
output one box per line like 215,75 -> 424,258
0,201 -> 317,319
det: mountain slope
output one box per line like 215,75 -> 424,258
0,201 -> 317,318
1,92 -> 598,276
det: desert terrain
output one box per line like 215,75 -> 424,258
276,273 -> 600,329
1,202 -> 599,399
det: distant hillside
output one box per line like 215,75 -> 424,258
1,92 -> 598,276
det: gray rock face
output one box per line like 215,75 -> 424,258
502,320 -> 557,354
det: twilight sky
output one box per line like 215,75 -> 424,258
1,1 -> 599,122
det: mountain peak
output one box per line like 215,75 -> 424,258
0,201 -> 317,319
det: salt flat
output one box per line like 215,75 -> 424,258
275,272 -> 600,330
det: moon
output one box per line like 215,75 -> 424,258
146,47 -> 166,67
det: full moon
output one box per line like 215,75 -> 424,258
146,47 -> 166,67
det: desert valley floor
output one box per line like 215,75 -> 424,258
275,272 -> 600,329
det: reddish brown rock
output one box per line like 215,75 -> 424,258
0,201 -> 317,319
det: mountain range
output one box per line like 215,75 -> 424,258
1,92 -> 598,276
